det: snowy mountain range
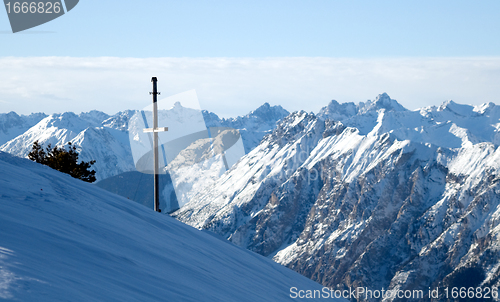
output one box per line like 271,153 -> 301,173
4,93 -> 500,300
0,151 -> 335,301
0,103 -> 288,184
173,93 -> 500,301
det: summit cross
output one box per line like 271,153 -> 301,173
143,77 -> 168,212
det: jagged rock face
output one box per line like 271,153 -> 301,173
175,94 -> 500,301
280,155 -> 449,291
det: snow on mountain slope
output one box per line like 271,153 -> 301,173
0,151 -> 339,302
0,111 -> 135,181
0,111 -> 47,146
174,93 -> 500,300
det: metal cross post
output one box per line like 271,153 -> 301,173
143,77 -> 168,212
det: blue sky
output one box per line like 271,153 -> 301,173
1,1 -> 500,116
2,1 -> 500,57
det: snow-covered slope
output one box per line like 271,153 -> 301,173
95,171 -> 179,211
174,93 -> 500,299
0,151 -> 339,301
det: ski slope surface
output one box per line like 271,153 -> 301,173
0,152 -> 339,301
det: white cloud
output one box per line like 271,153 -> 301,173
1,57 -> 500,117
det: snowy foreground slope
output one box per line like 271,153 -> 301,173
0,152 -> 340,301
175,93 -> 500,301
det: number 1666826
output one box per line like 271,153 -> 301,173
5,2 -> 62,14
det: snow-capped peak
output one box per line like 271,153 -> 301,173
359,92 -> 407,113
203,103 -> 289,153
41,112 -> 93,132
249,102 -> 289,121
438,99 -> 478,117
78,110 -> 111,126
318,93 -> 406,122
317,100 -> 358,121
474,102 -> 496,114
172,101 -> 183,109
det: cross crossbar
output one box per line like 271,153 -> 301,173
143,127 -> 168,133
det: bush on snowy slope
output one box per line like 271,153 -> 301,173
28,140 -> 96,183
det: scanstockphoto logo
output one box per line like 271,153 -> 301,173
3,0 -> 78,33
